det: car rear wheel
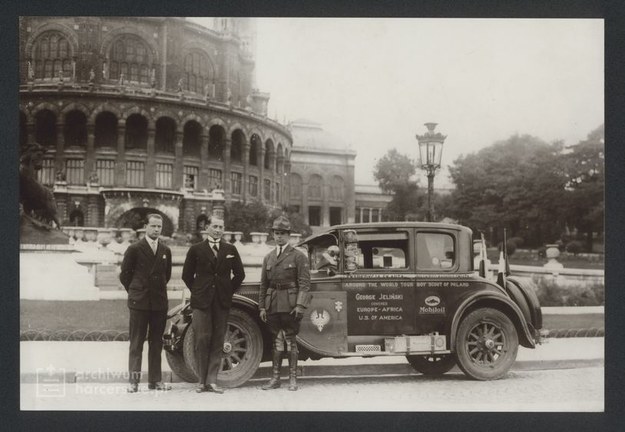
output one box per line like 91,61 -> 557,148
455,308 -> 519,380
406,354 -> 456,375
183,308 -> 264,388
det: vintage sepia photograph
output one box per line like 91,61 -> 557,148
18,16 -> 604,412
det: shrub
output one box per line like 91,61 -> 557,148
509,236 -> 525,248
498,240 -> 517,256
533,276 -> 604,307
565,240 -> 584,255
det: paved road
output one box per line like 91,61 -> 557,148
22,366 -> 603,412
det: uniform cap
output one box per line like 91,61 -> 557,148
271,215 -> 291,232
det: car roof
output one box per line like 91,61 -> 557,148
301,222 -> 472,244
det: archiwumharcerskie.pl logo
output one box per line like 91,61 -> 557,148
420,296 -> 446,314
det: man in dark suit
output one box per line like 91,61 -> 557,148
119,213 -> 172,393
182,215 -> 245,394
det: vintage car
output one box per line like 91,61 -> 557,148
163,222 -> 543,387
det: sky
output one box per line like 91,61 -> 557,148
197,18 -> 604,187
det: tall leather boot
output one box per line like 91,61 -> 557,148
288,349 -> 298,391
261,350 -> 282,390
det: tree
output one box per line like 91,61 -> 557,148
561,124 -> 604,252
373,149 -> 423,221
224,201 -> 313,242
447,134 -> 568,247
224,200 -> 270,241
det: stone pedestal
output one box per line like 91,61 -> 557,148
20,246 -> 99,300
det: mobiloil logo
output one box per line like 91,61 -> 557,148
420,296 -> 446,314
425,296 -> 440,306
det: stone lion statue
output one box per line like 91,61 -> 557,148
19,142 -> 61,230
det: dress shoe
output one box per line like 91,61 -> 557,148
195,384 -> 208,393
206,383 -> 224,394
127,383 -> 139,393
148,382 -> 171,391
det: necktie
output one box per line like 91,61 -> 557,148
278,246 -> 282,257
210,241 -> 219,254
150,241 -> 157,254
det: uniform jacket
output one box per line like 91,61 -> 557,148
181,239 -> 245,310
119,238 -> 172,311
259,244 -> 311,313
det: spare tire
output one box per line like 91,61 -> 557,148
406,354 -> 456,376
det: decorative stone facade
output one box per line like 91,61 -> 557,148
19,17 -> 292,236
288,120 -> 356,232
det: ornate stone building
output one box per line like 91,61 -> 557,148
288,119 -> 356,232
19,17 -> 292,236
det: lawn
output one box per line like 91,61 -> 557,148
20,299 -> 182,333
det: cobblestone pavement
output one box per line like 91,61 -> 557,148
21,366 -> 603,412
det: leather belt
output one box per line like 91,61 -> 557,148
270,282 -> 297,290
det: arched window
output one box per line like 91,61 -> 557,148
249,135 -> 260,166
155,117 -> 176,154
276,144 -> 284,174
230,130 -> 245,164
109,35 -> 151,84
64,110 -> 87,148
308,174 -> 323,199
183,121 -> 202,157
32,31 -> 73,80
183,51 -> 213,94
94,112 -> 118,148
264,140 -> 274,170
330,175 -> 345,201
125,114 -> 148,151
35,109 -> 57,148
290,173 -> 302,199
208,125 -> 225,160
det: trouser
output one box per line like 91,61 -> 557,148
192,304 -> 229,385
128,308 -> 167,384
266,312 -> 300,352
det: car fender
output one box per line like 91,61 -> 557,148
450,291 -> 536,350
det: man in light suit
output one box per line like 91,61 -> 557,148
119,214 -> 172,393
182,216 -> 245,394
259,215 -> 310,391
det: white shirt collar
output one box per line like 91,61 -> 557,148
206,235 -> 220,243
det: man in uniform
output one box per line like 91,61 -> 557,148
119,214 -> 172,393
259,215 -> 310,391
182,216 -> 245,394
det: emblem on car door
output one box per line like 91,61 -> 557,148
425,296 -> 441,306
310,309 -> 331,332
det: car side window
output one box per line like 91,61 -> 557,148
416,232 -> 455,270
354,232 -> 408,270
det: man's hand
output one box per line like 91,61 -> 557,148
290,305 -> 305,321
259,309 -> 267,322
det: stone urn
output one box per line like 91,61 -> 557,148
233,231 -> 243,244
544,244 -> 564,269
289,233 -> 302,246
223,231 -> 233,243
259,232 -> 269,244
97,228 -> 113,248
250,232 -> 263,244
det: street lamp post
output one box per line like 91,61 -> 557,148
416,122 -> 446,222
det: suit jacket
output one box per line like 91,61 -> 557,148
119,238 -> 172,311
259,244 -> 311,313
182,239 -> 245,310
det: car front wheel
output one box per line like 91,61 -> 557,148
183,308 -> 264,388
